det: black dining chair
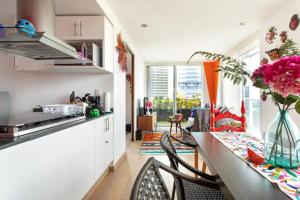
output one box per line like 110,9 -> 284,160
130,157 -> 224,200
160,132 -> 225,200
174,126 -> 207,173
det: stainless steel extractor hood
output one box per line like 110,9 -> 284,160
0,0 -> 80,60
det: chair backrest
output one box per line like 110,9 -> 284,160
130,158 -> 171,200
210,101 -> 246,132
160,132 -> 179,169
160,132 -> 188,199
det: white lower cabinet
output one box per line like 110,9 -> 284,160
94,114 -> 114,181
0,114 -> 114,200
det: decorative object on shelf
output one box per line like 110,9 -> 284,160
289,14 -> 299,31
279,31 -> 288,43
89,108 -> 100,118
260,57 -> 269,65
145,100 -> 153,115
265,39 -> 300,61
265,26 -> 277,44
247,148 -> 265,165
252,55 -> 300,169
0,19 -> 37,38
15,19 -> 36,37
265,48 -> 281,61
116,33 -> 128,72
0,24 -> 6,37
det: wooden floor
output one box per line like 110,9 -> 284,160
88,134 -> 207,200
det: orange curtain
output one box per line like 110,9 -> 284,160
203,60 -> 220,105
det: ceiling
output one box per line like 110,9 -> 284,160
55,0 -> 104,15
106,0 -> 287,62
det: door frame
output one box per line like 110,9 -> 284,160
126,47 -> 135,141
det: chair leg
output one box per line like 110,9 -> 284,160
171,181 -> 175,200
202,161 -> 207,173
178,122 -> 182,137
170,122 -> 173,133
175,122 -> 178,134
195,146 -> 199,177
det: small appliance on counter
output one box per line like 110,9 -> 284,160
40,104 -> 83,115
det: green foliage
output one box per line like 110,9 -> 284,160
253,78 -> 268,89
176,93 -> 201,109
279,39 -> 300,56
152,94 -> 201,110
188,51 -> 251,85
272,93 -> 285,104
295,101 -> 300,115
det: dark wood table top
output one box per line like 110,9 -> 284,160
191,132 -> 290,200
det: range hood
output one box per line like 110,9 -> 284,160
0,0 -> 80,61
0,32 -> 80,60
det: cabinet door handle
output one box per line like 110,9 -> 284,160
74,22 -> 77,36
79,22 -> 82,36
106,118 -> 109,132
107,118 -> 110,131
104,118 -> 107,132
105,141 -> 109,143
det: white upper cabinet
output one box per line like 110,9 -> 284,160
55,16 -> 81,40
55,16 -> 103,40
80,16 -> 104,40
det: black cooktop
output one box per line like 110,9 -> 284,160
0,112 -> 79,127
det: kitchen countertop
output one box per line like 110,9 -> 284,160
0,113 -> 113,151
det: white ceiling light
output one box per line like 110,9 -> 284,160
140,24 -> 148,28
239,21 -> 246,26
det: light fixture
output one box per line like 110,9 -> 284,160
239,21 -> 246,26
140,24 -> 148,28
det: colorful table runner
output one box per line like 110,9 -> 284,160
211,132 -> 300,200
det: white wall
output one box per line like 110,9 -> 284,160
225,0 -> 300,132
96,0 -> 145,164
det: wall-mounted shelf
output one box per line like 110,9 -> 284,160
15,63 -> 112,74
48,65 -> 112,74
14,56 -> 112,74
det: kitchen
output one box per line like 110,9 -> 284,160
0,0 -> 143,199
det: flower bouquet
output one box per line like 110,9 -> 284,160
251,55 -> 300,168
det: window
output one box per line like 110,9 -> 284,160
239,47 -> 261,133
147,65 -> 202,127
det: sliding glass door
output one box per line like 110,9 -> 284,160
147,65 -> 202,128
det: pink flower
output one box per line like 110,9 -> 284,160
252,55 -> 300,97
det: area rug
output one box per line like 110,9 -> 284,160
139,131 -> 195,155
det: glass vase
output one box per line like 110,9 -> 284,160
264,111 -> 300,169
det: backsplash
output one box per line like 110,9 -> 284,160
0,53 -> 113,115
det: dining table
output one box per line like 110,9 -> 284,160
191,132 -> 291,200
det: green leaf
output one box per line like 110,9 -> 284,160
273,93 -> 285,104
295,101 -> 300,115
286,95 -> 300,106
253,80 -> 268,89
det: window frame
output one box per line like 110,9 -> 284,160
146,64 -> 204,114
